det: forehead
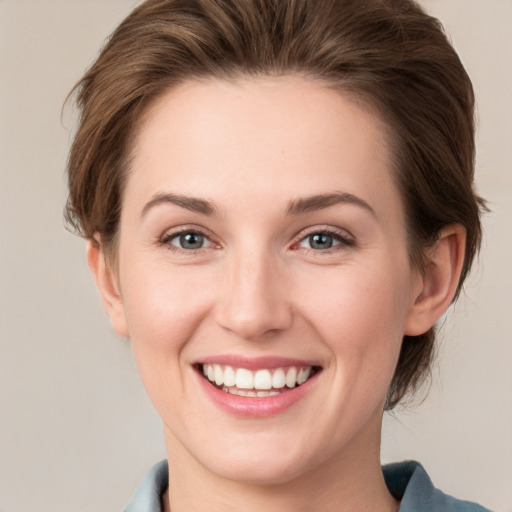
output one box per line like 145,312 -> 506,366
127,76 -> 399,221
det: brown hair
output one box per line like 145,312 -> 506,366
65,0 -> 485,409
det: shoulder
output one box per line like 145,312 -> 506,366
383,461 -> 492,512
125,459 -> 492,512
123,460 -> 168,512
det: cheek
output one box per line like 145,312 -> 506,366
295,260 -> 411,380
118,257 -> 218,416
117,256 -> 217,412
120,257 -> 214,346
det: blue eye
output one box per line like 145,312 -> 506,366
297,230 -> 353,252
300,233 -> 340,250
168,231 -> 212,250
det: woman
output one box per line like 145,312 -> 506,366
65,0 -> 489,510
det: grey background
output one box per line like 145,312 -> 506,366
1,1 -> 511,511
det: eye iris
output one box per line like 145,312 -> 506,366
309,233 -> 333,249
180,233 -> 204,249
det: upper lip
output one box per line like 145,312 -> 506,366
196,354 -> 321,370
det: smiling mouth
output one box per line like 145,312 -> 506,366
197,363 -> 322,397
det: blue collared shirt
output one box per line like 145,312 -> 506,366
123,460 -> 491,512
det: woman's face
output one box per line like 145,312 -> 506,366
107,76 -> 423,484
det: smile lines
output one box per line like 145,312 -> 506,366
201,363 -> 317,396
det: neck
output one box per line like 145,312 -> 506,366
162,414 -> 399,512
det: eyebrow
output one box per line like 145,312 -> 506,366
286,192 -> 376,218
141,191 -> 375,219
141,193 -> 218,217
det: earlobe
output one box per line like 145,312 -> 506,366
404,224 -> 466,336
87,237 -> 130,338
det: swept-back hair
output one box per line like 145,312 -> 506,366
65,0 -> 485,409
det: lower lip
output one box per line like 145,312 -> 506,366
196,370 -> 319,418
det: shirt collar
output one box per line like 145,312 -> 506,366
124,459 -> 490,512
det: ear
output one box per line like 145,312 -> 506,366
87,237 -> 130,338
404,224 -> 466,336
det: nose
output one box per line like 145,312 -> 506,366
214,248 -> 293,340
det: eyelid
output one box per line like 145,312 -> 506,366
158,224 -> 220,252
291,225 -> 356,251
170,232 -> 214,249
157,224 -> 355,254
297,234 -> 342,249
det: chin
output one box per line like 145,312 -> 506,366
213,459 -> 307,486
198,438 -> 321,486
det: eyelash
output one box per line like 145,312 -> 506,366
159,227 -> 217,255
292,227 -> 355,255
158,226 -> 355,255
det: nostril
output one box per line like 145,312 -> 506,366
215,306 -> 293,341
214,269 -> 293,339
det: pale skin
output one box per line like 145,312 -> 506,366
88,76 -> 466,512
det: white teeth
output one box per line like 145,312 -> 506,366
235,368 -> 254,389
223,366 -> 236,387
285,367 -> 297,388
257,390 -> 280,397
297,367 -> 311,385
272,368 -> 286,389
201,363 -> 315,393
254,369 -> 272,390
214,364 -> 223,386
222,387 -> 281,397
